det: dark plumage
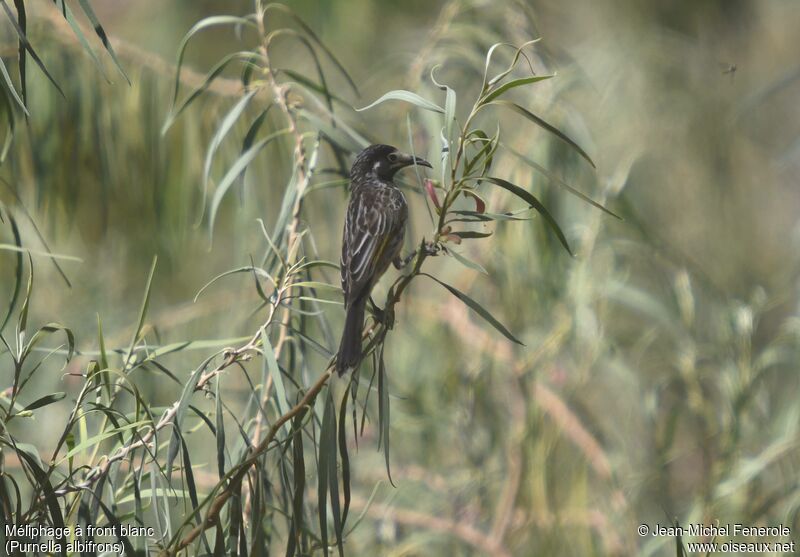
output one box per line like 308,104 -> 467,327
336,144 -> 431,376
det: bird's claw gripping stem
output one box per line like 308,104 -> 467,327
393,240 -> 441,269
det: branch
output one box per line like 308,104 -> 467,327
162,365 -> 334,556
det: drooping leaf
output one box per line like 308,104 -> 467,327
506,144 -> 621,219
480,176 -> 574,256
208,128 -> 292,238
356,90 -> 444,114
422,273 -> 524,345
486,100 -> 596,168
75,0 -> 131,82
480,74 -> 554,105
20,392 -> 66,412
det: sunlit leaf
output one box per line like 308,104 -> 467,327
356,90 -> 444,114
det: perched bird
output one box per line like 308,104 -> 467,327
336,144 -> 432,376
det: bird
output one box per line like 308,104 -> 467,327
336,144 -> 432,376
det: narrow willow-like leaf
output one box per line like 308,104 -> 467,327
447,249 -> 488,275
287,410 -> 306,557
76,0 -> 130,82
209,128 -> 291,238
163,51 -> 255,133
356,90 -> 444,114
11,0 -> 25,105
17,253 -> 33,345
338,389 -> 351,533
0,0 -> 64,98
505,144 -> 621,219
235,107 -> 271,201
262,328 -> 291,437
326,392 -> 343,557
215,376 -> 226,479
55,0 -> 110,82
279,68 -> 351,107
480,176 -> 574,255
22,323 -> 75,364
263,3 -> 359,96
0,209 -> 22,331
297,109 -> 366,152
431,66 -> 457,173
170,16 -> 255,108
487,100 -> 596,168
422,273 -> 524,345
12,445 -> 67,555
20,392 -> 65,412
179,433 -> 200,513
125,256 -> 157,369
194,265 -> 275,302
0,57 -> 27,115
377,346 -> 394,486
318,393 -> 334,557
202,89 -> 260,221
165,357 -> 213,482
450,209 -> 530,222
484,39 -> 541,88
0,244 -> 82,261
450,230 -> 492,239
480,74 -> 554,105
58,420 -> 148,463
0,85 -> 15,161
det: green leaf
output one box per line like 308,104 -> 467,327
169,16 -> 255,109
483,39 -> 541,88
450,230 -> 492,239
318,392 -> 334,557
262,328 -> 291,436
0,244 -> 82,261
377,345 -> 394,486
54,1 -> 110,83
486,100 -> 596,168
194,265 -> 275,302
422,273 -> 524,345
0,57 -> 27,115
480,74 -> 554,105
447,249 -> 488,275
202,89 -> 260,223
163,51 -> 255,133
208,128 -> 291,238
58,420 -> 149,463
356,90 -> 444,114
505,144 -> 621,219
338,389 -> 351,534
215,376 -> 226,479
263,3 -> 359,96
0,0 -> 65,99
76,0 -> 131,83
480,176 -> 574,256
20,392 -> 65,412
0,209 -> 22,332
125,256 -> 157,369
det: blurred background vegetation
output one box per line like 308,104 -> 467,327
2,0 -> 800,555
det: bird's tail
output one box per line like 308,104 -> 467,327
336,297 -> 366,376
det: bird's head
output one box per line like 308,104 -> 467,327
350,144 -> 432,183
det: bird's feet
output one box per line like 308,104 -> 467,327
392,240 -> 441,269
422,240 -> 441,256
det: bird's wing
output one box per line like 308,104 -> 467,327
341,187 -> 397,306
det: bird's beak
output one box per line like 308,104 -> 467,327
396,152 -> 432,169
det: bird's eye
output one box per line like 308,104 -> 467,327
387,153 -> 399,163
